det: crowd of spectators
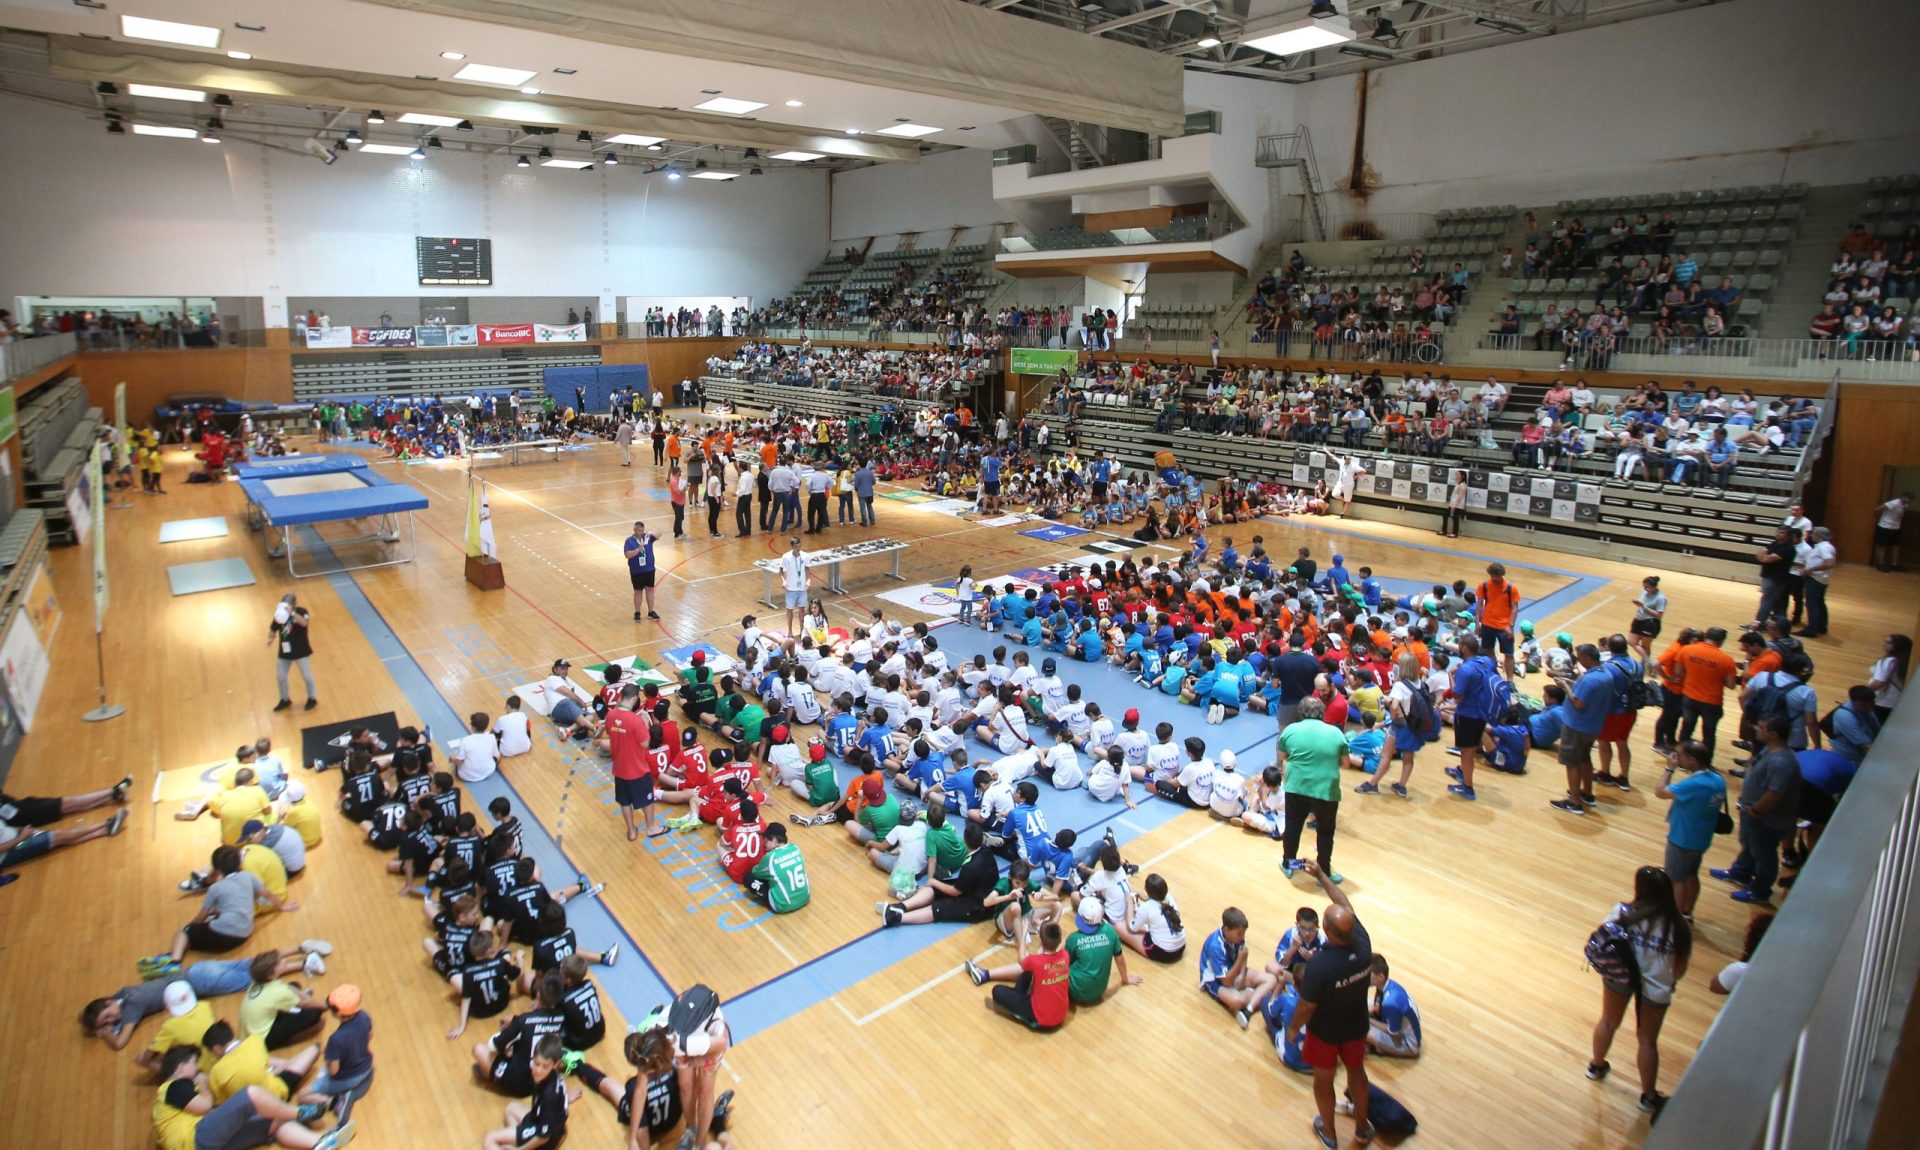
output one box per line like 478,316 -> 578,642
1807,222 -> 1920,359
707,341 -> 995,401
1242,247 -> 1466,361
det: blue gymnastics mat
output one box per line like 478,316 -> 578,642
158,517 -> 230,543
167,557 -> 256,596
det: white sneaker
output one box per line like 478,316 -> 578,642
300,939 -> 334,956
304,951 -> 326,976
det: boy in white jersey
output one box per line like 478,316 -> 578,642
1111,708 -> 1151,779
1083,702 -> 1116,758
1143,722 -> 1183,785
1050,684 -> 1089,741
931,673 -> 968,728
1006,651 -> 1038,694
1208,750 -> 1248,820
1156,736 -> 1214,808
1036,728 -> 1085,790
784,666 -> 823,726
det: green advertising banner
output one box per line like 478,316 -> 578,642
1008,347 -> 1079,376
0,387 -> 16,446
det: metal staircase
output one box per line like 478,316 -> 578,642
1041,115 -> 1107,170
1256,126 -> 1330,242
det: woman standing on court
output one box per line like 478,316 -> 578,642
667,463 -> 687,540
1628,576 -> 1667,661
269,595 -> 316,713
1587,866 -> 1691,1120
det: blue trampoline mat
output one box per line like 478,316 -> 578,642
158,517 -> 230,543
168,557 -> 256,596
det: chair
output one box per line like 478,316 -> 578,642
1732,250 -> 1758,269
1757,249 -> 1783,268
1704,208 -> 1729,226
1746,273 -> 1773,292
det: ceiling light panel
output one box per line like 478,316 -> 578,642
768,151 -> 823,162
357,143 -> 418,154
440,51 -> 466,60
452,63 -> 538,86
689,170 -> 738,180
128,84 -> 207,102
1242,17 -> 1355,55
604,133 -> 665,146
398,112 -> 462,126
226,50 -> 253,60
131,123 -> 200,138
120,15 -> 221,48
874,123 -> 939,138
542,158 -> 594,169
693,97 -> 766,115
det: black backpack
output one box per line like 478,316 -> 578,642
1584,920 -> 1643,996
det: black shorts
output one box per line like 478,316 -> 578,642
630,569 -> 656,590
1630,617 -> 1662,638
930,895 -> 994,924
1454,715 -> 1488,748
1875,525 -> 1903,548
0,795 -> 62,827
184,922 -> 251,954
1143,940 -> 1185,964
1477,625 -> 1515,655
489,1053 -> 536,1097
1797,785 -> 1837,825
983,481 -> 1002,496
1091,481 -> 1109,500
614,774 -> 655,809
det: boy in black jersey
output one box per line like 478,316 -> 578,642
426,894 -> 490,977
425,772 -> 461,832
500,858 -> 604,946
449,929 -> 523,1040
336,751 -> 384,824
577,1024 -> 735,1149
556,954 -> 604,1051
386,809 -> 441,894
476,973 -> 570,1096
426,858 -> 478,921
489,797 -> 525,857
482,1035 -> 574,1150
391,750 -> 432,810
436,812 -> 486,876
518,902 -> 618,994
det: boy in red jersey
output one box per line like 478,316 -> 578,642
718,798 -> 769,883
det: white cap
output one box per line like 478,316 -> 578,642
1078,896 -> 1106,926
282,780 -> 307,803
163,981 -> 198,1017
1219,749 -> 1237,769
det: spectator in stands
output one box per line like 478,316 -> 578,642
1840,223 -> 1876,257
1651,211 -> 1677,253
1672,251 -> 1698,286
1495,305 -> 1521,347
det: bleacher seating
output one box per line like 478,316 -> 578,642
290,348 -> 592,404
17,380 -> 99,545
1356,205 -> 1515,283
1131,302 -> 1218,342
1859,173 -> 1920,244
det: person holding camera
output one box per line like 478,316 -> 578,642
269,595 -> 316,712
625,521 -> 660,621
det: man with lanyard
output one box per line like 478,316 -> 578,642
980,449 -> 1004,514
1593,635 -> 1643,792
1089,452 -> 1113,512
625,522 -> 659,622
1289,862 -> 1375,1149
268,595 -> 317,714
1444,634 -> 1503,802
779,537 -> 811,638
768,460 -> 799,532
1475,562 -> 1521,680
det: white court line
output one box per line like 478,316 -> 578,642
1139,822 -> 1224,868
755,919 -> 802,966
852,942 -> 1006,1026
1546,594 -> 1617,633
1117,817 -> 1149,835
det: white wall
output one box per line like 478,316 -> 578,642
829,148 -> 1013,242
1296,0 -> 1920,217
0,94 -> 829,323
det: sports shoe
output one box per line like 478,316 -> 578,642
1446,784 -> 1477,800
1122,861 -> 1140,876
316,1121 -> 356,1150
1587,1060 -> 1611,1080
789,813 -> 813,825
1581,792 -> 1598,806
1390,783 -> 1408,799
647,611 -> 661,620
560,1049 -> 586,1074
1730,889 -> 1772,904
964,960 -> 988,986
1444,746 -> 1461,757
809,813 -> 837,826
1638,1092 -> 1668,1114
1709,868 -> 1749,884
304,952 -> 326,977
107,809 -> 129,836
1281,859 -> 1307,875
634,611 -> 644,621
982,832 -> 1006,849
711,1089 -> 735,1132
305,698 -> 318,711
579,882 -> 607,901
1614,780 -> 1634,793
1335,1099 -> 1356,1116
1354,781 -> 1379,794
1355,1121 -> 1376,1145
602,942 -> 620,968
1444,766 -> 1464,782
1732,739 -> 1753,752
112,775 -> 133,804
296,1103 -> 327,1124
1311,1116 -> 1338,1150
1102,827 -> 1118,851
138,956 -> 180,980
575,872 -> 592,894
273,699 -> 292,712
1549,798 -> 1586,815
1206,703 -> 1224,725
666,814 -> 700,832
301,939 -> 334,956
1234,1007 -> 1251,1029
883,904 -> 904,928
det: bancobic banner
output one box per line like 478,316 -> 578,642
478,324 -> 536,345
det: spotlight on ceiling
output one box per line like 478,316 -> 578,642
96,81 -> 119,95
212,94 -> 233,108
366,109 -> 385,124
345,128 -> 363,145
749,165 -> 763,176
1196,36 -> 1222,48
456,119 -> 474,131
576,130 -> 592,143
333,139 -> 348,153
602,150 -> 619,165
1309,1 -> 1340,16
517,153 -> 530,167
666,167 -> 682,180
106,119 -> 125,134
1372,14 -> 1402,44
537,146 -> 553,159
742,147 -> 759,159
409,144 -> 426,159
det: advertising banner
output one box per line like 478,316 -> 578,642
303,326 -> 353,349
533,323 -> 587,343
478,324 -> 536,345
1008,347 -> 1079,375
352,327 -> 418,348
415,324 -> 479,347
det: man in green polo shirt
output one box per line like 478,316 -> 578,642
1064,898 -> 1141,1005
1276,695 -> 1349,884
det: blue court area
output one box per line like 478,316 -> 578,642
166,557 -> 256,596
157,516 -> 230,543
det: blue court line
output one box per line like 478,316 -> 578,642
299,528 -> 679,1024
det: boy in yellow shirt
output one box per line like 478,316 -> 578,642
205,1019 -> 321,1103
142,980 -> 216,1075
152,1045 -> 350,1150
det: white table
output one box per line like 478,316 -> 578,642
471,438 -> 565,466
755,537 -> 908,606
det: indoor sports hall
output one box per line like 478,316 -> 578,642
0,2 -> 1916,1149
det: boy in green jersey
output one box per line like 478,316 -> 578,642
745,824 -> 809,913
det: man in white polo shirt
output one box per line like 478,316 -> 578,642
780,536 -> 811,637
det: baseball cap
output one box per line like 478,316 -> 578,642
1078,897 -> 1106,927
327,984 -> 362,1017
282,780 -> 307,803
240,819 -> 266,839
553,658 -> 572,670
1042,657 -> 1057,674
163,981 -> 198,1017
1557,632 -> 1575,646
771,724 -> 790,743
1219,749 -> 1237,769
862,778 -> 884,802
1124,707 -> 1140,724
691,650 -> 706,664
1518,620 -> 1535,635
808,740 -> 827,762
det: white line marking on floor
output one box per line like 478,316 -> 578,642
755,920 -> 802,966
1140,822 -> 1223,868
1548,595 -> 1617,632
1117,817 -> 1149,835
853,942 -> 1006,1026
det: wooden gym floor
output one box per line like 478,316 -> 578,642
3,425 -> 1910,1150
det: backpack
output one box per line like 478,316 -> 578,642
1472,657 -> 1516,720
1356,1083 -> 1419,1137
1744,672 -> 1796,725
1584,920 -> 1643,996
1405,682 -> 1441,738
1818,705 -> 1838,739
663,983 -> 723,1056
1607,658 -> 1650,711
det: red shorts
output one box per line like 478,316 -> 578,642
1600,711 -> 1637,741
1301,1032 -> 1368,1072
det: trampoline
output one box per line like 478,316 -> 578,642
238,457 -> 428,578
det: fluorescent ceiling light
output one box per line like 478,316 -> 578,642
1196,36 -> 1222,48
605,133 -> 665,147
769,150 -> 823,162
542,158 -> 594,169
227,50 -> 253,60
131,124 -> 200,138
398,112 -> 462,127
119,15 -> 221,48
440,51 -> 466,60
358,143 -> 418,155
784,99 -> 805,107
453,63 -> 538,86
128,84 -> 207,102
1242,16 -> 1354,55
875,123 -> 940,138
689,170 -> 738,180
693,97 -> 766,115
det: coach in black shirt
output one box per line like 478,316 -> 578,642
1289,862 -> 1376,1148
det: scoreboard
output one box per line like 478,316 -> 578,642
416,236 -> 492,286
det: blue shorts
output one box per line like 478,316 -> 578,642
552,699 -> 583,726
1202,978 -> 1224,1000
0,830 -> 53,869
1478,625 -> 1515,656
784,589 -> 807,609
186,958 -> 255,997
1391,723 -> 1430,755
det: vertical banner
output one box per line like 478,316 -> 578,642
466,474 -> 497,560
91,442 -> 108,630
113,382 -> 129,470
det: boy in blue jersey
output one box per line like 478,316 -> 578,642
1355,567 -> 1384,610
1002,781 -> 1051,864
1477,682 -> 1567,775
1267,907 -> 1324,981
1347,715 -> 1389,792
1366,955 -> 1421,1057
824,695 -> 860,758
855,707 -> 904,774
1158,657 -> 1190,698
1129,645 -> 1167,689
1075,620 -> 1104,663
1020,612 -> 1045,648
1208,652 -> 1251,722
1263,981 -> 1314,1073
1027,827 -> 1087,893
1198,906 -> 1278,1028
1219,537 -> 1241,575
1181,657 -> 1219,708
896,738 -> 947,798
998,587 -> 1029,633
